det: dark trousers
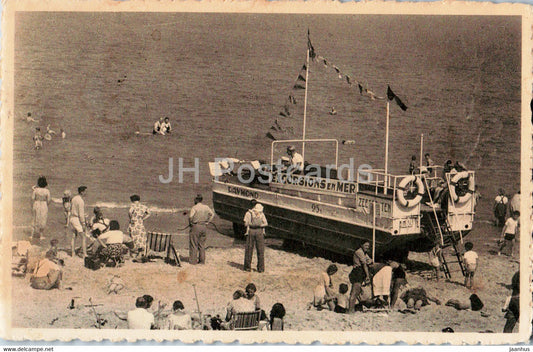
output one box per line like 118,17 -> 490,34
244,229 -> 265,272
189,224 -> 207,264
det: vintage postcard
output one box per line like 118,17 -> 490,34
1,0 -> 532,345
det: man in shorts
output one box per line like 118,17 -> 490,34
70,186 -> 88,258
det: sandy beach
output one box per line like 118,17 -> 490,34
8,12 -> 523,335
11,221 -> 519,332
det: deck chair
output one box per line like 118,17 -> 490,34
232,310 -> 261,330
145,232 -> 181,266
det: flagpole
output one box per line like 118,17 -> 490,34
302,49 -> 310,161
384,101 -> 390,193
420,133 -> 424,171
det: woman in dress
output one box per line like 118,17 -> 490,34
127,194 -> 151,255
31,176 -> 51,239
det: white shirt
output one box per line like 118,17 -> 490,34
463,250 -> 478,266
504,217 -> 519,235
70,195 -> 85,222
232,298 -> 256,313
98,230 -> 125,244
290,152 -> 304,172
494,195 -> 508,204
167,313 -> 192,330
127,308 -> 154,329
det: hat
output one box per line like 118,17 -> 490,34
63,189 -> 72,197
287,145 -> 296,152
93,206 -> 101,214
253,203 -> 263,212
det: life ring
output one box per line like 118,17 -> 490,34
449,171 -> 474,204
396,176 -> 425,208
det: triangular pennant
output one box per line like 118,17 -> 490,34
266,132 -> 277,140
307,29 -> 316,60
297,74 -> 306,82
358,83 -> 364,95
333,66 -> 340,74
387,85 -> 408,111
288,95 -> 297,104
346,76 -> 351,85
293,84 -> 306,90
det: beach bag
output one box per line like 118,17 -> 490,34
84,256 -> 102,271
469,294 -> 484,311
250,211 -> 263,228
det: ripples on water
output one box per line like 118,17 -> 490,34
14,14 -> 521,226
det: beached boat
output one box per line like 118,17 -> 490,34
209,40 -> 475,261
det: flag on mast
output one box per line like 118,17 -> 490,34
307,29 -> 316,60
387,85 -> 408,111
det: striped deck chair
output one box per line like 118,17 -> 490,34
145,232 -> 181,266
232,310 -> 261,330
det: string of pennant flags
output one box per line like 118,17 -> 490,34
266,31 -> 408,141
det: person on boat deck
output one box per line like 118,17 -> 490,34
442,159 -> 453,177
408,155 -> 417,175
424,153 -> 434,174
161,117 -> 172,135
454,161 -> 467,172
152,117 -> 164,135
286,145 -> 304,174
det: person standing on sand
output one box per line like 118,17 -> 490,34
188,194 -> 214,265
348,241 -> 373,313
499,211 -> 519,257
31,176 -> 51,240
463,242 -> 478,289
70,186 -> 88,258
243,200 -> 268,273
493,189 -> 508,227
128,195 -> 151,257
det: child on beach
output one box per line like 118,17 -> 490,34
334,283 -> 349,314
463,242 -> 478,289
62,190 -> 72,227
499,211 -> 519,257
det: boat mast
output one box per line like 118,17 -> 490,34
384,101 -> 390,193
302,48 -> 310,161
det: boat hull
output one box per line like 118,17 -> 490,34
213,186 -> 438,258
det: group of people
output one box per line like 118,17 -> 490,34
152,117 -> 172,135
311,243 -> 440,313
126,295 -> 192,330
125,284 -> 286,331
31,118 -> 66,150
